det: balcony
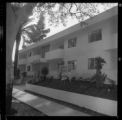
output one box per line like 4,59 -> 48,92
88,33 -> 118,51
27,55 -> 46,63
45,49 -> 64,61
18,58 -> 26,65
105,33 -> 117,50
112,33 -> 117,49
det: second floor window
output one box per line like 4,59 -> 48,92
59,44 -> 64,49
88,29 -> 102,43
68,60 -> 77,72
68,37 -> 77,48
41,44 -> 50,58
19,53 -> 27,59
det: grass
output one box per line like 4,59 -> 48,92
9,98 -> 46,116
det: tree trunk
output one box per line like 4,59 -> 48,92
14,34 -> 21,79
6,4 -> 16,114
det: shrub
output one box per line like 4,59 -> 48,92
41,67 -> 49,80
22,71 -> 26,78
106,78 -> 116,90
95,73 -> 107,88
95,57 -> 106,73
16,68 -> 20,79
95,57 -> 106,88
71,76 -> 76,83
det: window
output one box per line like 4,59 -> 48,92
89,29 -> 102,43
28,52 -> 32,57
59,45 -> 64,49
27,65 -> 31,72
41,44 -> 50,58
58,61 -> 64,72
68,37 -> 77,48
68,60 -> 77,72
88,58 -> 96,69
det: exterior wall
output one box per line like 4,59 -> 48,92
62,15 -> 117,82
48,59 -> 63,77
31,62 -> 49,75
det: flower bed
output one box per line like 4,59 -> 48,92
28,78 -> 117,101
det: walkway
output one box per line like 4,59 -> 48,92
12,88 -> 90,116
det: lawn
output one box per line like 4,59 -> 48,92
9,98 -> 46,116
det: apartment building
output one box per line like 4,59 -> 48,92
18,6 -> 118,84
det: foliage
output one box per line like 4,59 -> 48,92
95,57 -> 106,72
71,76 -> 76,82
95,73 -> 107,88
22,14 -> 50,47
94,57 -> 106,88
22,71 -> 27,78
41,67 -> 49,76
106,78 -> 116,90
11,3 -> 117,49
13,8 -> 50,78
11,3 -> 117,28
16,68 -> 20,78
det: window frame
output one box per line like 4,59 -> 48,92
58,61 -> 64,72
28,51 -> 32,57
68,37 -> 77,48
41,44 -> 50,58
88,29 -> 102,43
88,58 -> 96,69
68,60 -> 77,72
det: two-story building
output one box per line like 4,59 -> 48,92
18,6 -> 118,84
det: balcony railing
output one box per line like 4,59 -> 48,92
27,54 -> 46,63
106,33 -> 117,50
113,33 -> 117,49
45,49 -> 64,60
18,58 -> 26,65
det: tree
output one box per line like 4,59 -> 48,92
13,12 -> 50,79
41,67 -> 49,81
6,3 -> 117,114
14,20 -> 27,79
6,3 -> 36,115
95,57 -> 106,74
95,57 -> 106,88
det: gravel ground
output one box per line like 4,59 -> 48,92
10,98 -> 46,116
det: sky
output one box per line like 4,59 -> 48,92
12,3 -> 118,62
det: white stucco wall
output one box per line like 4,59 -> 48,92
62,15 -> 117,82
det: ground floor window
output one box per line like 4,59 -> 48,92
26,65 -> 31,72
88,58 -> 96,69
58,61 -> 64,72
68,60 -> 77,72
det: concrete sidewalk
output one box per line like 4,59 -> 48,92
12,88 -> 90,116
